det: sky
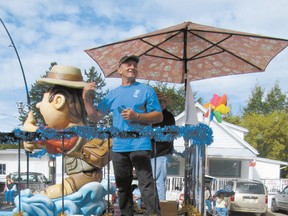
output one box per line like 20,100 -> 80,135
0,0 -> 288,132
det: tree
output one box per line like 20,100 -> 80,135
83,66 -> 111,127
263,82 -> 288,113
83,66 -> 107,106
224,82 -> 288,177
242,82 -> 288,116
238,82 -> 288,177
241,84 -> 265,115
223,115 -> 242,125
240,111 -> 288,177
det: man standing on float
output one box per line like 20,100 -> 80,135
83,55 -> 163,216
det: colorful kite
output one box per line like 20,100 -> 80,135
204,94 -> 230,123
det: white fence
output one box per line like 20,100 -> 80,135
261,178 -> 288,194
166,176 -> 288,197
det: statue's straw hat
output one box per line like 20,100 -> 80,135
37,65 -> 86,88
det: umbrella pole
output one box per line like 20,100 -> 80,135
183,28 -> 195,213
183,39 -> 199,213
183,76 -> 204,215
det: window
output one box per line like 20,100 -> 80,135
209,159 -> 241,178
236,182 -> 264,194
167,157 -> 180,176
0,164 -> 6,175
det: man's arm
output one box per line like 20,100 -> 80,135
82,82 -> 105,123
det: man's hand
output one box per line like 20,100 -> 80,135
82,82 -> 104,123
121,108 -> 139,121
82,82 -> 96,100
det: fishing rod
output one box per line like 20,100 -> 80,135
0,18 -> 31,193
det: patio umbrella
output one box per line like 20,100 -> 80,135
215,189 -> 235,198
85,21 -> 288,214
85,21 -> 288,86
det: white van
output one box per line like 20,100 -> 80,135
226,179 -> 268,216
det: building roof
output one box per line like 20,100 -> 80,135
256,157 -> 288,166
174,102 -> 258,159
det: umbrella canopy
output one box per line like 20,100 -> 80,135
215,189 -> 235,198
85,21 -> 288,84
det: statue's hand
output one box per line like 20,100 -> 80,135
24,141 -> 37,152
23,111 -> 38,132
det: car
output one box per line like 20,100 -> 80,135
271,185 -> 288,213
226,179 -> 268,216
9,172 -> 51,193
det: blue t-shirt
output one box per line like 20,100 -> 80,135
98,82 -> 162,152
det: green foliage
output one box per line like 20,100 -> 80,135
222,115 -> 242,125
240,111 -> 288,177
264,82 -> 288,113
148,82 -> 203,116
84,66 -> 107,106
242,82 -> 288,116
241,84 -> 265,115
83,66 -> 111,127
235,82 -> 288,178
0,143 -> 19,149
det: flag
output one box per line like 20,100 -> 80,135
184,83 -> 198,125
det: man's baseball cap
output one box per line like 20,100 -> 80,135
119,55 -> 139,66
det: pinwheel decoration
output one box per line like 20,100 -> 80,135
204,94 -> 230,123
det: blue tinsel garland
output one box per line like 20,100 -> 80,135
0,124 -> 213,158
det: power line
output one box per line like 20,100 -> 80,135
0,112 -> 18,119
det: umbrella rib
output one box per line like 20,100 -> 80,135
188,28 -> 288,42
188,31 -> 230,59
139,32 -> 184,61
139,28 -> 263,70
86,29 -> 184,50
86,22 -> 288,51
138,28 -> 266,71
142,53 -> 181,61
188,32 -> 263,71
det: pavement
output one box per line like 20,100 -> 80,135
1,209 -> 286,216
268,209 -> 288,216
0,204 -> 14,216
0,192 -> 15,215
0,201 -> 287,216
